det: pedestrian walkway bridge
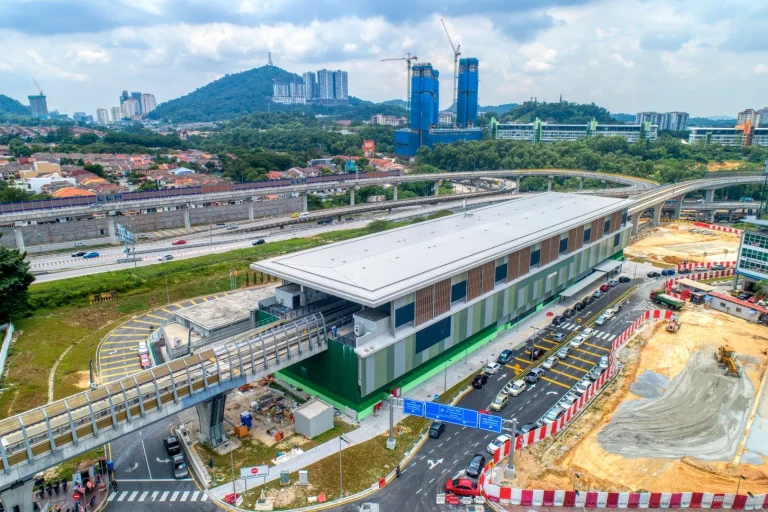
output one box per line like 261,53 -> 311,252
0,314 -> 328,490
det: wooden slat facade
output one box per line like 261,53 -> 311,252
415,285 -> 434,325
433,279 -> 451,317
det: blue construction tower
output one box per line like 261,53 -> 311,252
410,63 -> 440,140
456,58 -> 479,128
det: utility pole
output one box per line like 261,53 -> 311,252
529,327 -> 539,361
507,419 -> 516,477
386,394 -> 396,450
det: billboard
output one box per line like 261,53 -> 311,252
240,465 -> 269,480
363,139 -> 375,157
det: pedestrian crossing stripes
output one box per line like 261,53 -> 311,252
108,490 -> 208,503
560,322 -> 580,331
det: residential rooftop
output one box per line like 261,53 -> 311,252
251,192 -> 634,307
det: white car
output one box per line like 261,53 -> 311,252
486,434 -> 511,454
484,362 -> 502,375
599,355 -> 610,369
541,356 -> 558,370
505,379 -> 527,396
574,379 -> 591,395
581,328 -> 596,339
540,407 -> 565,425
603,308 -> 616,318
137,341 -> 149,355
558,394 -> 577,410
694,265 -> 707,271
570,335 -> 585,348
595,314 -> 609,326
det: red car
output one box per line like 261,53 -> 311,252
445,478 -> 480,497
599,284 -> 610,292
139,354 -> 151,369
171,239 -> 186,245
747,296 -> 758,304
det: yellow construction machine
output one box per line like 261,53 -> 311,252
714,345 -> 742,378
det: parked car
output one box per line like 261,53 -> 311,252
525,368 -> 545,384
595,314 -> 609,326
604,307 -> 616,318
137,233 -> 149,239
490,393 -> 509,411
748,296 -> 758,304
589,366 -> 606,381
647,271 -> 660,278
75,241 -> 86,247
575,379 -> 592,395
164,436 -> 181,456
574,301 -> 586,311
551,315 -> 564,326
583,296 -> 595,305
562,308 -> 575,318
173,454 -> 189,479
530,348 -> 545,360
517,423 -> 537,435
71,251 -> 87,257
553,333 -> 566,342
556,346 -> 571,359
252,239 -> 266,246
558,394 -> 577,410
661,269 -> 676,276
599,355 -> 609,369
216,223 -> 226,227
317,218 -> 333,225
484,362 -> 502,375
472,374 -> 489,389
540,407 -> 565,425
83,251 -> 99,259
429,421 -> 446,439
570,335 -> 585,348
445,478 -> 480,497
711,264 -> 726,270
592,290 -> 603,298
171,239 -> 186,245
541,356 -> 558,370
227,224 -> 238,230
139,354 -> 151,369
581,328 -> 595,340
157,254 -> 173,261
497,349 -> 513,365
599,284 -> 610,292
466,454 -> 486,478
505,379 -> 527,396
486,434 -> 511,455
137,341 -> 149,355
694,265 -> 707,272
678,268 -> 692,274
618,276 -> 631,283
738,293 -> 749,300
608,279 -> 619,287
614,304 -> 623,313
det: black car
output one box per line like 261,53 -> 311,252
429,421 -> 445,439
472,374 -> 489,389
678,268 -> 691,274
530,348 -> 545,361
647,271 -> 660,278
71,251 -> 87,257
551,315 -> 564,326
252,238 -> 266,246
317,218 -> 333,225
164,436 -> 181,456
497,349 -> 513,365
583,296 -> 595,305
738,293 -> 750,300
517,422 -> 537,435
525,368 -> 545,384
618,276 -> 632,283
562,308 -> 575,318
466,454 -> 486,478
574,301 -> 586,311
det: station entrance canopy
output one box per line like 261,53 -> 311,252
560,259 -> 623,299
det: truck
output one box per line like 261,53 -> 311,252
649,290 -> 685,311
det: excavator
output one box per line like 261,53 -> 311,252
714,345 -> 742,378
666,315 -> 681,333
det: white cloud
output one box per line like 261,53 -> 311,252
754,64 -> 768,75
26,49 -> 89,82
661,51 -> 697,77
70,49 -> 111,64
523,60 -> 553,73
611,52 -> 635,68
343,43 -> 358,53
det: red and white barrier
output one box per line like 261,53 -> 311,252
665,269 -> 735,289
677,261 -> 736,271
693,222 -> 743,235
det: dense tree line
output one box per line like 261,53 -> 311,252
497,100 -> 618,124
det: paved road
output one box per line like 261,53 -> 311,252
334,278 -> 654,512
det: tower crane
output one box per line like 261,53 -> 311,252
32,78 -> 43,96
440,18 -> 461,118
381,53 -> 418,123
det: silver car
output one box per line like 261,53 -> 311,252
173,454 -> 188,479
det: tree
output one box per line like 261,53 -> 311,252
138,181 -> 159,191
83,163 -> 106,178
754,280 -> 768,299
0,236 -> 35,322
77,132 -> 99,145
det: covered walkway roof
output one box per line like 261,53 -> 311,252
560,271 -> 606,299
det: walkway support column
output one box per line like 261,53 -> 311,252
393,184 -> 398,201
708,210 -> 716,222
705,188 -> 715,203
434,181 -> 440,196
579,177 -> 584,190
515,177 -> 521,194
350,188 -> 355,206
0,479 -> 35,512
248,200 -> 255,221
673,195 -> 684,219
652,203 -> 663,227
632,214 -> 641,236
183,207 -> 191,234
301,193 -> 308,212
107,216 -> 117,243
196,393 -> 227,447
13,229 -> 25,252
547,176 -> 553,192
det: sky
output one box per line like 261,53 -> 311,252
1,0 -> 767,117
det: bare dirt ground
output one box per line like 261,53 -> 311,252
505,309 -> 768,493
626,223 -> 740,266
706,161 -> 747,172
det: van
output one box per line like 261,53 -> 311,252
74,241 -> 85,247
298,212 -> 310,220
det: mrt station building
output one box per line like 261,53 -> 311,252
251,193 -> 632,418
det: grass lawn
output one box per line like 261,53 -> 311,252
241,415 -> 430,510
195,419 -> 358,486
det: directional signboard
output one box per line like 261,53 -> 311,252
424,402 -> 478,428
478,413 -> 503,433
116,223 -> 135,244
403,398 -> 425,417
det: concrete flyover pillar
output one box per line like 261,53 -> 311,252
708,210 -> 716,222
652,203 -> 663,227
705,188 -> 715,203
631,214 -> 641,236
393,184 -> 398,201
196,393 -> 227,447
301,192 -> 308,212
1,479 -> 35,512
13,229 -> 25,252
248,200 -> 255,221
515,177 -> 521,194
107,216 -> 117,243
183,207 -> 191,234
350,187 -> 356,206
673,195 -> 684,219
547,176 -> 553,192
579,177 -> 584,190
434,181 -> 440,196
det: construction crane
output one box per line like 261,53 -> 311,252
735,119 -> 753,146
715,345 -> 742,378
381,53 -> 418,123
32,78 -> 43,96
440,18 -> 461,115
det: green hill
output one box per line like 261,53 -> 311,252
0,94 -> 30,116
499,101 -> 619,124
150,65 -> 406,123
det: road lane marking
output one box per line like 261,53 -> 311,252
609,334 -> 617,341
100,367 -> 142,377
549,368 -> 580,381
108,492 -> 117,501
151,491 -> 158,501
181,491 -> 189,501
583,342 -> 610,352
568,354 -> 597,364
161,308 -> 175,314
558,361 -> 586,372
573,347 -> 603,358
139,491 -> 148,501
144,313 -> 169,321
191,491 -> 199,501
128,491 -> 138,501
126,319 -> 159,326
170,491 -> 179,501
117,491 -> 128,501
540,376 -> 570,389
201,493 -> 208,501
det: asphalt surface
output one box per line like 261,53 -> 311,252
334,278 -> 653,512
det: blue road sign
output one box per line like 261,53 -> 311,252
403,398 -> 425,417
478,413 -> 503,433
424,402 -> 479,428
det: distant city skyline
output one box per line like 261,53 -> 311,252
0,0 -> 766,116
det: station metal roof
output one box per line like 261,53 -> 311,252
251,192 -> 634,307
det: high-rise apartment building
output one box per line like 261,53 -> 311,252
111,107 -> 122,123
316,69 -> 335,101
131,92 -> 143,114
141,93 -> 157,115
410,63 -> 440,134
119,90 -> 130,106
635,111 -> 689,131
96,108 -> 109,125
28,94 -> 48,118
738,109 -> 761,127
333,70 -> 348,101
370,114 -> 407,126
759,108 -> 768,127
272,69 -> 348,105
456,58 -> 479,128
303,72 -> 316,100
121,98 -> 139,118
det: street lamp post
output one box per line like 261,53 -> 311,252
338,435 -> 350,499
735,474 -> 746,497
443,358 -> 452,393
